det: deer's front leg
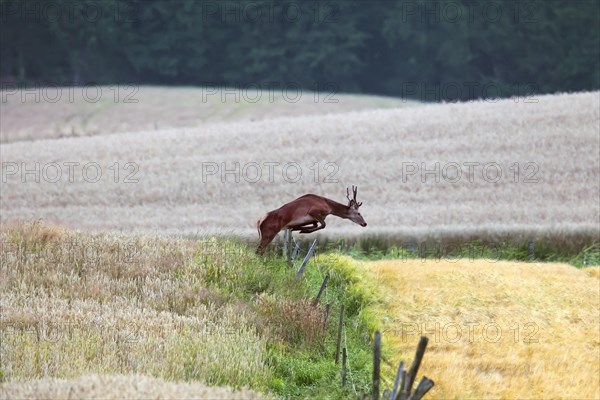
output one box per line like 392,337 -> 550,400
299,215 -> 326,233
291,222 -> 317,232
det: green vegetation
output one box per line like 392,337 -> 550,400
316,236 -> 600,268
203,245 -> 389,398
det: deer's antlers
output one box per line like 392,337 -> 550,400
346,185 -> 363,207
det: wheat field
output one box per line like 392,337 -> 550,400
365,258 -> 600,399
1,90 -> 598,248
0,86 -> 416,143
0,374 -> 266,400
0,223 -> 271,399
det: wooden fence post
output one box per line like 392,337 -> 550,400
313,274 -> 330,306
391,361 -> 404,400
295,239 -> 317,280
282,229 -> 287,258
287,230 -> 293,266
335,305 -> 345,363
373,331 -> 381,400
398,370 -> 407,400
407,377 -> 434,400
404,336 -> 428,397
291,240 -> 300,260
342,347 -> 347,386
384,336 -> 434,400
529,238 -> 535,261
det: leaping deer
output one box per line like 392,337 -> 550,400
256,185 -> 367,254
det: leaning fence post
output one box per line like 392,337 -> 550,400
295,239 -> 317,280
335,305 -> 345,363
391,361 -> 404,400
407,377 -> 434,400
404,336 -> 428,397
291,240 -> 301,260
342,347 -> 347,386
373,331 -> 381,400
397,370 -> 407,400
313,274 -> 330,306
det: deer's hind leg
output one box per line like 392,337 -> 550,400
256,217 -> 283,255
257,230 -> 278,255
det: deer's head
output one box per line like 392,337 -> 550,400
346,185 -> 367,227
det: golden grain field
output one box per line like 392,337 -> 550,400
2,90 -> 598,246
365,258 -> 600,399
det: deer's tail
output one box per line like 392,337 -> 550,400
256,213 -> 268,241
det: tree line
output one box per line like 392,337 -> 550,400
1,0 -> 598,101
